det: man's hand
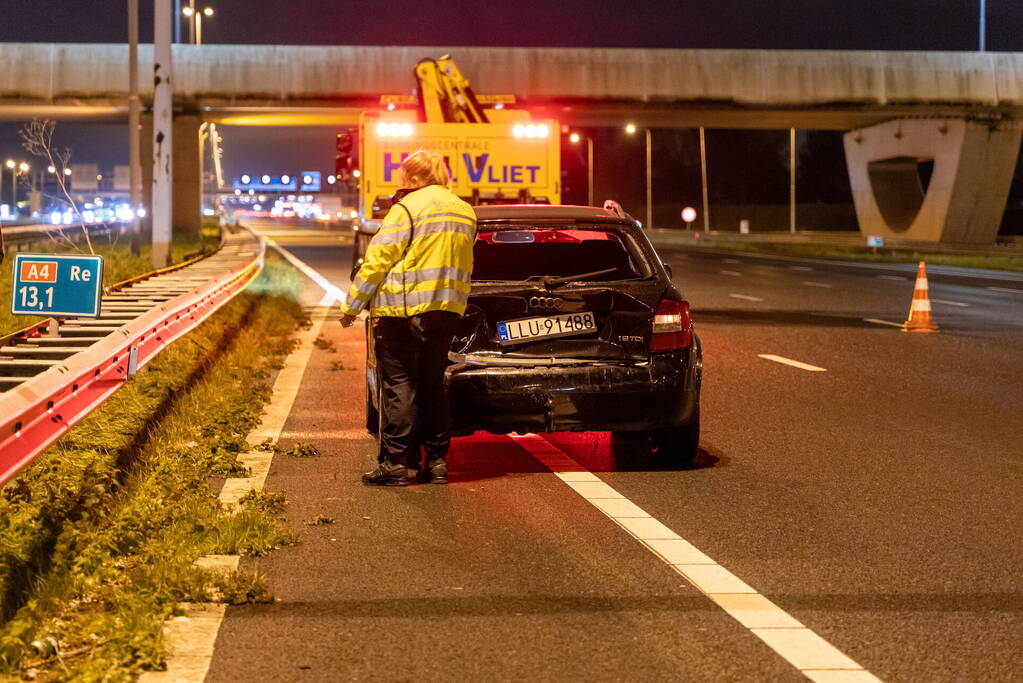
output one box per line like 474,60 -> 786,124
339,313 -> 357,328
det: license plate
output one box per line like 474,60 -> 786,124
497,312 -> 597,344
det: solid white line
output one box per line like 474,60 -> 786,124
509,434 -> 879,682
719,269 -> 743,276
987,286 -> 1023,294
802,281 -> 833,289
259,231 -> 347,302
876,275 -> 907,281
143,251 -> 339,683
863,318 -> 903,328
723,258 -> 742,264
758,354 -> 827,372
729,293 -> 764,302
789,265 -> 813,271
930,298 -> 970,307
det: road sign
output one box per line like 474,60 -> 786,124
11,253 -> 104,318
866,235 -> 885,247
681,207 -> 697,224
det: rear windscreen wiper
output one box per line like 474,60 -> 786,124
538,267 -> 618,289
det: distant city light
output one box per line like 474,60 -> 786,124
261,175 -> 271,184
625,123 -> 637,134
19,162 -> 29,172
4,160 -> 14,169
386,103 -> 396,111
303,175 -> 313,184
326,175 -> 336,185
241,174 -> 251,184
47,165 -> 56,174
182,6 -> 194,15
569,132 -> 581,144
248,189 -> 255,195
352,169 -> 361,178
681,206 -> 697,223
234,188 -> 241,195
64,168 -> 72,176
202,6 -> 214,16
281,175 -> 291,184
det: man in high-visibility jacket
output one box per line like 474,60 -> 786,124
340,150 -> 476,486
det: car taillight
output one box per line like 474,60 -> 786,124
651,298 -> 693,352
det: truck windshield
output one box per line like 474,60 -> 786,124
472,228 -> 648,281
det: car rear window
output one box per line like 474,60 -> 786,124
472,228 -> 649,281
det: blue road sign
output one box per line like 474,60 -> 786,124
11,253 -> 104,318
866,235 -> 885,248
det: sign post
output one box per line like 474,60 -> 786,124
11,254 -> 104,322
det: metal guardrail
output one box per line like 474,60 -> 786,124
1,221 -> 124,253
0,228 -> 265,487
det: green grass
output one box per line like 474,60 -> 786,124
0,253 -> 307,680
683,238 -> 1023,273
1,229 -> 219,338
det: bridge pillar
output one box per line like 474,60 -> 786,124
172,112 -> 202,238
139,111 -> 202,241
843,118 -> 1021,244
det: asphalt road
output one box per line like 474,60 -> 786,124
208,220 -> 1023,682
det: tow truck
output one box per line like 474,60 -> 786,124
344,55 -> 561,232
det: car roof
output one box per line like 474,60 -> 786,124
473,204 -> 639,227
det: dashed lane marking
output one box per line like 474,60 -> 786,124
142,243 -> 339,683
802,281 -> 833,289
789,266 -> 813,271
863,318 -> 903,328
723,258 -> 742,264
987,286 -> 1023,294
508,434 -> 880,682
930,299 -> 970,307
757,354 -> 827,372
720,269 -> 743,276
258,231 -> 347,301
729,293 -> 764,302
876,275 -> 907,281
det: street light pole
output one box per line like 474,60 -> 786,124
153,0 -> 174,267
586,136 -> 594,207
129,0 -> 142,246
979,0 -> 986,51
645,127 -> 652,229
699,127 -> 710,232
789,127 -> 796,234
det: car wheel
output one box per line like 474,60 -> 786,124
650,406 -> 700,469
610,431 -> 653,470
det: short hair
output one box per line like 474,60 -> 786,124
400,150 -> 451,189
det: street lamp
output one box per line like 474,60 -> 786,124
569,131 -> 594,206
182,5 -> 214,44
625,123 -> 652,229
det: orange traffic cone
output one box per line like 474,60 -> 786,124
902,261 -> 938,333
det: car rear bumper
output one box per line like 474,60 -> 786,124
447,348 -> 700,435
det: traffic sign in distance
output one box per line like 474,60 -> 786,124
11,253 -> 104,317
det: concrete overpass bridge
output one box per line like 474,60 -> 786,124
2,44 -> 1021,243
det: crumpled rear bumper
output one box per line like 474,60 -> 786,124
447,348 -> 700,435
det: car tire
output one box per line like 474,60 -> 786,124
650,406 -> 700,469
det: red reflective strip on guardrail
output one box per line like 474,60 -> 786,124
0,236 -> 266,487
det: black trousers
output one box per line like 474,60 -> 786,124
373,311 -> 461,467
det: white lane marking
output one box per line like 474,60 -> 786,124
802,281 -> 833,289
509,434 -> 879,682
863,318 -> 903,328
259,231 -> 347,301
723,258 -> 742,264
930,298 -> 970,307
144,252 -> 339,683
987,286 -> 1023,294
876,275 -> 906,281
729,293 -> 764,302
758,354 -> 827,372
719,269 -> 743,276
789,265 -> 813,271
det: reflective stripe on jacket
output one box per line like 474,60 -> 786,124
340,185 -> 476,318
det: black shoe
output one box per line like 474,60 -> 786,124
362,462 -> 408,486
416,459 -> 448,485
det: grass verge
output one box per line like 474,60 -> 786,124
0,252 -> 306,680
1,229 -> 218,338
669,238 -> 1023,273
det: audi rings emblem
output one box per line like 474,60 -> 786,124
529,296 -> 563,310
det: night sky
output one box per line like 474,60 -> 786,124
1,1 -> 1022,229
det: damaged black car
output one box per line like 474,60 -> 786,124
361,203 -> 702,466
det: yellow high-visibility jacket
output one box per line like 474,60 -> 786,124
341,185 -> 476,318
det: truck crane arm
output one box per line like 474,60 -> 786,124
414,56 -> 490,124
